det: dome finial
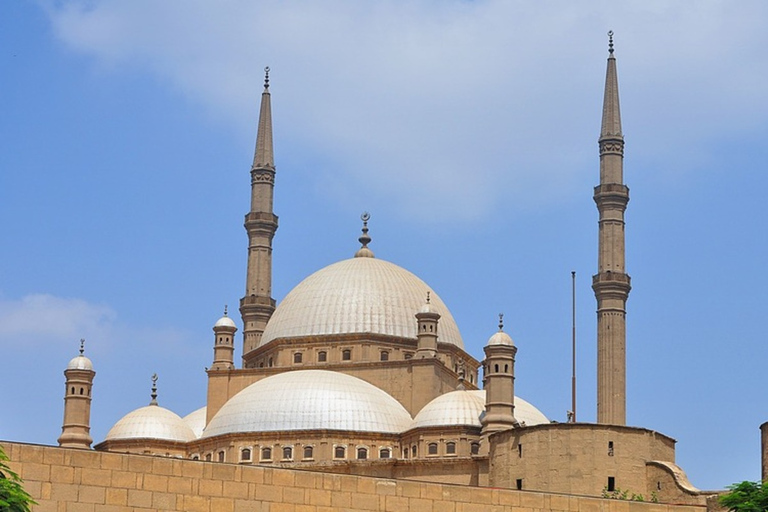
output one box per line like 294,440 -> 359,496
223,305 -> 228,317
264,66 -> 270,90
150,374 -> 159,406
79,338 -> 85,356
498,313 -> 504,332
354,212 -> 375,258
426,291 -> 431,304
607,30 -> 614,55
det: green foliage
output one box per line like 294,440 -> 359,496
0,445 -> 37,512
601,486 -> 659,503
719,481 -> 768,512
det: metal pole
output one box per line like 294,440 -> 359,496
571,271 -> 577,422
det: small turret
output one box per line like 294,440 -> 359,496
58,339 -> 96,449
212,306 -> 237,370
415,292 -> 440,358
481,315 -> 518,435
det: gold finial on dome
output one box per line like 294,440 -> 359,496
223,305 -> 228,316
498,313 -> 504,331
79,338 -> 85,356
354,212 -> 375,258
150,374 -> 159,406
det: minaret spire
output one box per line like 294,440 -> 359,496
240,66 -> 278,365
593,31 -> 631,425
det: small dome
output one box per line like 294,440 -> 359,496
261,257 -> 463,348
182,407 -> 207,439
214,315 -> 236,329
67,355 -> 93,371
411,390 -> 548,430
203,370 -> 413,438
104,405 -> 196,443
487,330 -> 514,346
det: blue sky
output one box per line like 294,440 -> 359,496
1,0 -> 767,491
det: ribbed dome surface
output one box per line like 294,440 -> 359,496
104,405 -> 196,443
411,390 -> 548,429
182,407 -> 207,439
260,257 -> 463,348
202,370 -> 413,438
67,355 -> 93,371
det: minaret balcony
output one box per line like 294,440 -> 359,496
593,184 -> 629,209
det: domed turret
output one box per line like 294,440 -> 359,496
481,315 -> 518,435
58,339 -> 96,449
212,306 -> 237,370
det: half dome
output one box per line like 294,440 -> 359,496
411,390 -> 548,430
260,257 -> 463,348
104,405 -> 196,443
202,370 -> 413,438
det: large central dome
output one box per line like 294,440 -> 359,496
260,256 -> 464,348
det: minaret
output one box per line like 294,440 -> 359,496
593,31 -> 631,425
415,292 -> 440,359
481,315 -> 518,435
240,67 -> 278,364
58,339 -> 95,449
212,306 -> 237,370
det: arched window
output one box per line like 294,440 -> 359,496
357,447 -> 368,460
411,445 -> 417,457
205,453 -> 212,462
379,448 -> 391,459
402,448 -> 408,459
293,352 -> 302,364
268,357 -> 273,367
471,442 -> 480,455
318,351 -> 327,362
380,351 -> 389,361
192,455 -> 200,461
342,349 -> 351,361
261,447 -> 272,461
404,353 -> 413,360
218,451 -> 225,462
504,364 -> 509,373
283,446 -> 293,460
428,443 -> 438,455
446,442 -> 456,455
334,446 -> 346,459
494,364 -> 499,373
303,446 -> 314,459
79,387 -> 84,395
241,448 -> 251,462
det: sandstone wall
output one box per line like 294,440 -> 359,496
4,441 -> 706,512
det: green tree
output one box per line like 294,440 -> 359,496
0,445 -> 36,512
720,481 -> 768,512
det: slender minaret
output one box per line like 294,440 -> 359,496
240,67 -> 278,364
58,339 -> 95,449
415,292 -> 440,359
212,306 -> 237,370
481,315 -> 518,435
593,31 -> 631,425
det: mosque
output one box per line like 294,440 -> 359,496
49,36 -> 718,507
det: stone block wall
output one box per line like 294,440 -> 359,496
4,441 -> 707,512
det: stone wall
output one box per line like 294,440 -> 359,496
3,441 -> 709,512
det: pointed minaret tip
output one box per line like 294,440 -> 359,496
252,65 -> 275,170
600,30 -> 622,139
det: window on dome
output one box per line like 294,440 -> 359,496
303,446 -> 314,459
283,446 -> 293,460
471,442 -> 480,455
357,447 -> 368,460
334,446 -> 346,459
318,351 -> 327,362
293,352 -> 302,364
192,455 -> 200,461
218,451 -> 225,462
446,442 -> 456,455
261,447 -> 272,461
428,443 -> 438,456
241,448 -> 251,462
342,349 -> 351,361
379,448 -> 391,459
380,351 -> 389,361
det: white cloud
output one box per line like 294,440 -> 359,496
0,293 -> 116,346
39,0 -> 768,221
